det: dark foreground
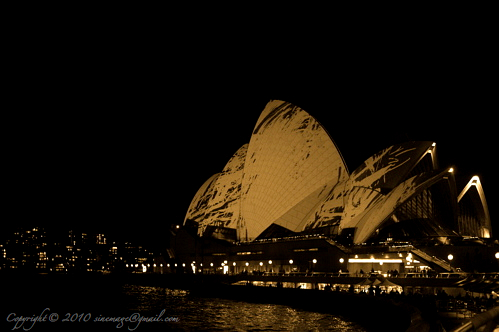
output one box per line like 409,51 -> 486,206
136,273 -> 453,331
0,273 -> 455,331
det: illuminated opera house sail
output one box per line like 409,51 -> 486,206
184,100 -> 492,245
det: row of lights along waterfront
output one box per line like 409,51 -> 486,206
187,259 -> 324,274
177,252 -> 499,275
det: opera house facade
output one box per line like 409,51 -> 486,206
177,100 -> 496,274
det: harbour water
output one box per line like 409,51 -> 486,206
1,274 -> 365,331
124,284 -> 365,331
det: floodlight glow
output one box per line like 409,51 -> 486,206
348,259 -> 403,263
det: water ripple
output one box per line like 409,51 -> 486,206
122,285 -> 364,331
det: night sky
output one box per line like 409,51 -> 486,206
4,46 -> 496,246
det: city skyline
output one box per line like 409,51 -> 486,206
0,225 -> 171,273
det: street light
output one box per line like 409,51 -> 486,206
311,259 -> 318,272
289,259 -> 294,264
448,254 -> 454,271
339,258 -> 344,263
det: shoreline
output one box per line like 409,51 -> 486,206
1,272 -> 463,331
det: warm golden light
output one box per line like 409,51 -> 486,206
349,258 -> 403,263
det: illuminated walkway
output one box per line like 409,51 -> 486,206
228,271 -> 499,292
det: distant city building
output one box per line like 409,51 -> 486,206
180,100 -> 496,274
0,227 -> 171,274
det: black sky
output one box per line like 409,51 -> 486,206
3,34 -> 496,245
5,88 -> 495,243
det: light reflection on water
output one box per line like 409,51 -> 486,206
123,285 -> 365,331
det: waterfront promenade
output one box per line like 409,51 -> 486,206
229,270 -> 473,288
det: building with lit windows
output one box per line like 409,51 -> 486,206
178,100 -> 497,274
0,228 -> 171,274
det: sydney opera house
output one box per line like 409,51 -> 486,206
177,100 -> 496,274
